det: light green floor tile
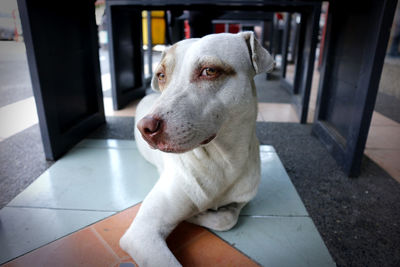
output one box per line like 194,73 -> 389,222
8,141 -> 158,211
76,139 -> 137,149
0,207 -> 114,265
260,145 -> 276,153
241,150 -> 309,216
214,216 -> 335,267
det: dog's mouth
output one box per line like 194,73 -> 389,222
156,144 -> 189,153
200,134 -> 217,145
152,134 -> 217,153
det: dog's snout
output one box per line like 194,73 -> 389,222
137,116 -> 164,145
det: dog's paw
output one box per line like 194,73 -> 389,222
119,234 -> 131,253
120,232 -> 146,266
120,231 -> 182,267
120,230 -> 142,258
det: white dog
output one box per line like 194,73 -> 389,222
120,32 -> 274,266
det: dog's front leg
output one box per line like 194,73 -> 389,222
120,177 -> 197,267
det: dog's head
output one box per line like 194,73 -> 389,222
137,32 -> 274,153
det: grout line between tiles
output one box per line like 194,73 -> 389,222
90,227 -> 121,263
0,206 -> 141,265
120,255 -> 134,262
208,230 -> 262,266
5,205 -> 119,213
0,220 -> 116,266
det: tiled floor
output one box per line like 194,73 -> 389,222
0,141 -> 335,266
2,205 -> 258,267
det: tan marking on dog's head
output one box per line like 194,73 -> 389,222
152,44 -> 177,92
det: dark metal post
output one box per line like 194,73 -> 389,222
107,4 -> 146,110
17,0 -> 105,160
292,5 -> 321,123
312,0 -> 398,176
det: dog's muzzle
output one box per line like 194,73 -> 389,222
137,115 -> 216,153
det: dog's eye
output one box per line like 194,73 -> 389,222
157,72 -> 166,82
201,68 -> 217,77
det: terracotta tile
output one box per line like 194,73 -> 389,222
167,222 -> 208,252
3,203 -> 258,266
366,126 -> 400,149
365,149 -> 400,183
2,228 -> 119,267
93,203 -> 207,258
92,205 -> 141,259
174,231 -> 260,267
94,203 -> 253,266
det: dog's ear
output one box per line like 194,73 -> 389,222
240,31 -> 275,75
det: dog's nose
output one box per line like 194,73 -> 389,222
137,115 -> 163,139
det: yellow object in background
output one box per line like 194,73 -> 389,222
142,11 -> 166,45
